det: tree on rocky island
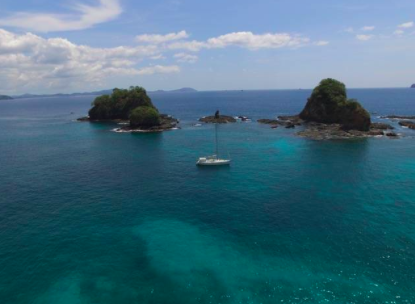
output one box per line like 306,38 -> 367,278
130,106 -> 161,127
88,86 -> 154,120
300,78 -> 371,131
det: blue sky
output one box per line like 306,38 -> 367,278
0,0 -> 414,94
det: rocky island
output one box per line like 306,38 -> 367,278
259,78 -> 399,140
78,86 -> 178,132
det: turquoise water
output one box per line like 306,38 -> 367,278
0,89 -> 415,303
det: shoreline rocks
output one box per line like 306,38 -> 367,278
258,115 -> 303,128
381,115 -> 415,120
78,114 -> 179,132
297,122 -> 399,140
370,122 -> 394,130
117,114 -> 179,132
399,121 -> 415,129
258,116 -> 402,140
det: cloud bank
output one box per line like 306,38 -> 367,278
0,27 -> 326,93
136,31 -> 189,44
167,31 -> 311,51
0,29 -> 179,93
0,0 -> 122,32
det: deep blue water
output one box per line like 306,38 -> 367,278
0,89 -> 415,303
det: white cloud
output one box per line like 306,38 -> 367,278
361,26 -> 375,31
0,28 -> 178,93
136,65 -> 180,75
398,21 -> 414,28
0,0 -> 122,32
0,27 -> 325,93
356,34 -> 373,41
168,40 -> 206,52
394,29 -> 405,36
136,31 -> 189,44
174,53 -> 198,63
315,40 -> 329,46
167,31 -> 310,51
150,54 -> 166,60
206,32 -> 309,50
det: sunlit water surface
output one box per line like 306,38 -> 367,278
0,89 -> 415,303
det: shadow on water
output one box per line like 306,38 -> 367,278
196,165 -> 232,172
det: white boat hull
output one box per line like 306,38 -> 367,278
197,158 -> 231,166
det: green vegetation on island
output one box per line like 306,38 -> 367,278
88,86 -> 154,121
130,106 -> 161,127
300,78 -> 371,131
80,86 -> 178,132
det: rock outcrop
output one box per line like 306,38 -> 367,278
297,123 -> 398,140
299,79 -> 371,131
199,111 -> 236,123
116,115 -> 179,132
381,115 -> 415,120
258,116 -> 303,128
399,121 -> 415,129
370,123 -> 394,130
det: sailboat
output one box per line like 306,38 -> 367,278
197,124 -> 231,166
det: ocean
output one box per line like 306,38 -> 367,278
0,89 -> 414,303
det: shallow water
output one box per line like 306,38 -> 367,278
0,89 -> 415,303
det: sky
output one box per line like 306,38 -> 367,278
0,0 -> 414,94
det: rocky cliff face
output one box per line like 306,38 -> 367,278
299,78 -> 371,131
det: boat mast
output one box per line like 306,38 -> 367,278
215,123 -> 219,159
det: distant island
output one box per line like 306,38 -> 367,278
411,84 -> 415,88
12,88 -> 198,100
259,78 -> 400,139
0,95 -> 13,100
78,86 -> 178,132
151,87 -> 198,94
